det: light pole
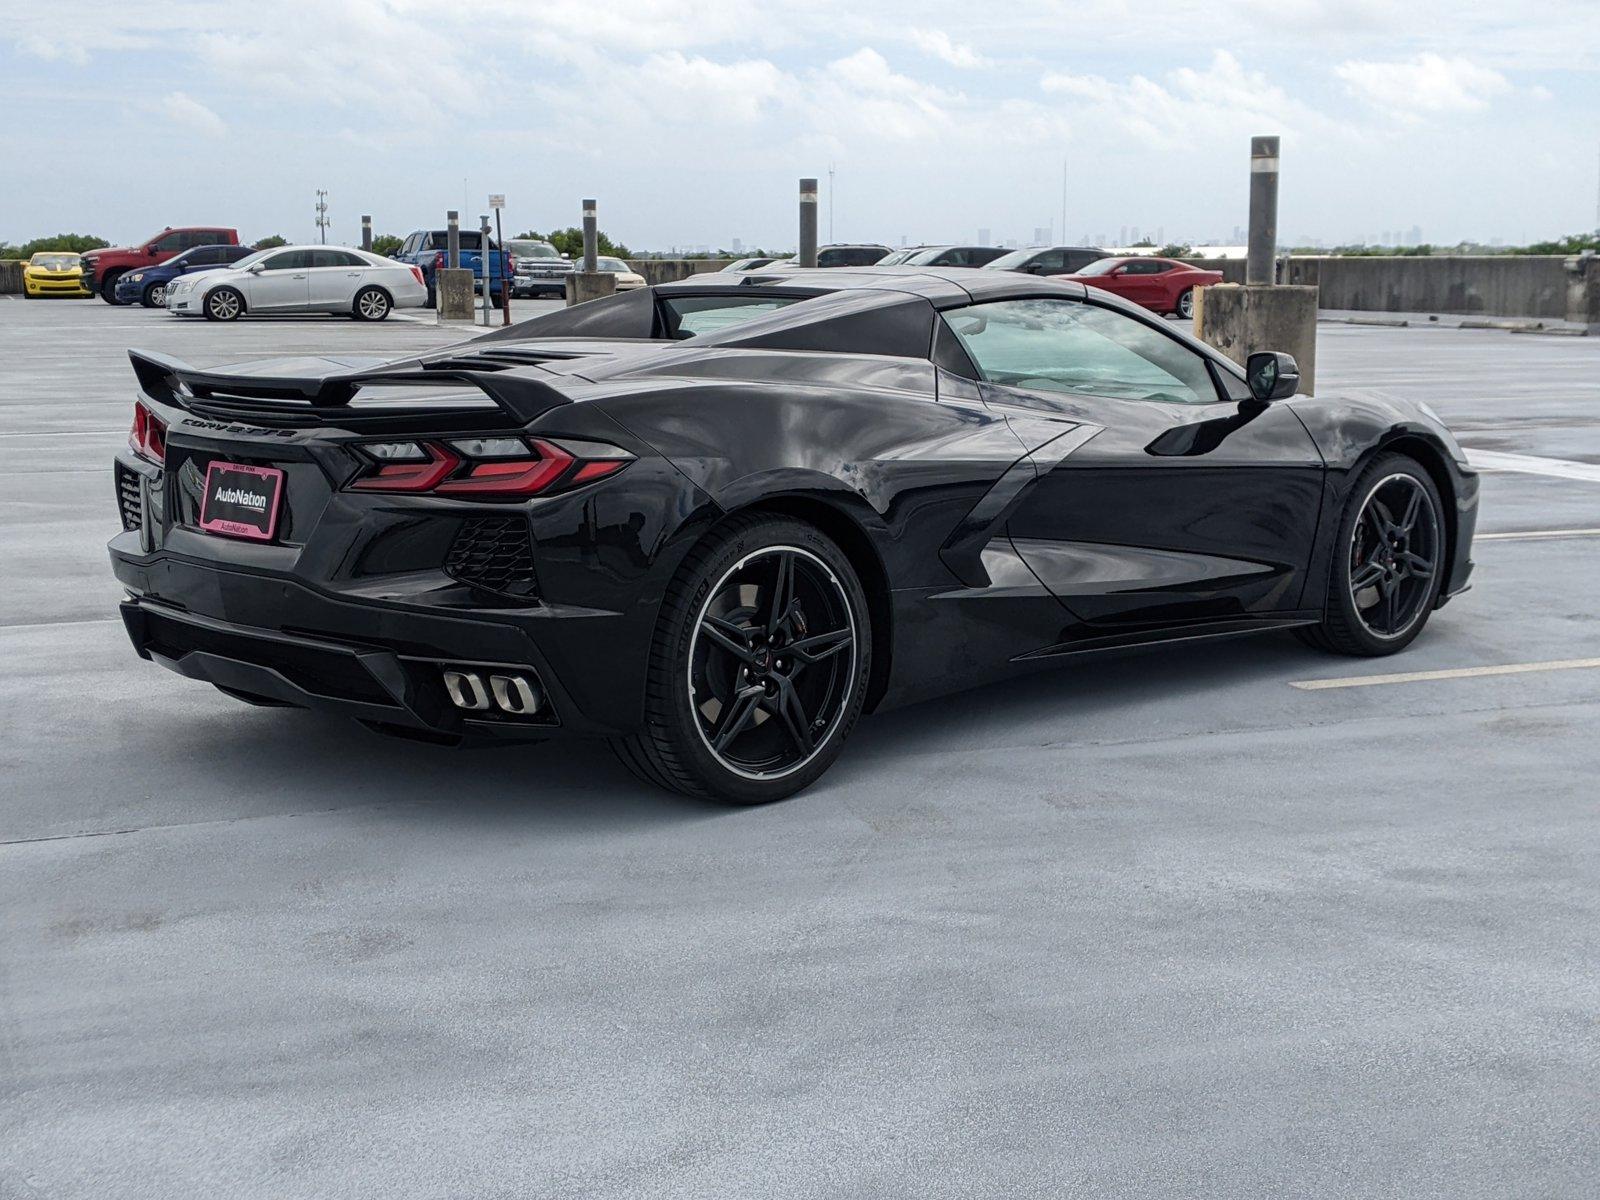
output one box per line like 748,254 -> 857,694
314,190 -> 329,245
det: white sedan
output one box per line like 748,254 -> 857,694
596,256 -> 648,291
165,245 -> 428,321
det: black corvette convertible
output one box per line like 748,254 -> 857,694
110,267 -> 1477,802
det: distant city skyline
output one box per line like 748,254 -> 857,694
4,1 -> 1597,250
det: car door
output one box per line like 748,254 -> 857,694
308,248 -> 364,310
942,296 -> 1325,629
1028,249 -> 1068,277
1114,259 -> 1168,309
244,249 -> 311,310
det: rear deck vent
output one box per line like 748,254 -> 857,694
445,517 -> 539,599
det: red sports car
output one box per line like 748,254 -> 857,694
1064,256 -> 1223,320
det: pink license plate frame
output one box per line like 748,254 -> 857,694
198,461 -> 285,542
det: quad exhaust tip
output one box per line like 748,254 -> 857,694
442,668 -> 544,717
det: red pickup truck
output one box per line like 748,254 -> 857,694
82,227 -> 241,304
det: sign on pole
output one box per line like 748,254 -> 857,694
488,194 -> 505,210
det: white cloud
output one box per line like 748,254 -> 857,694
16,35 -> 89,65
909,29 -> 990,69
158,91 -> 225,136
633,52 -> 789,124
1041,51 -> 1327,148
1335,54 -> 1512,118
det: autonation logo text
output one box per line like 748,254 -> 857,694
214,487 -> 268,511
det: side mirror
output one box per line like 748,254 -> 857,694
148,245 -> 161,256
1246,351 -> 1300,402
246,261 -> 265,274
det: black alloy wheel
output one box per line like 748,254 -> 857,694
615,514 -> 871,803
1298,452 -> 1445,655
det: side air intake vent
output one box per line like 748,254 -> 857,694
116,462 -> 144,532
445,517 -> 538,599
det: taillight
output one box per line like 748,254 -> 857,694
129,401 -> 166,465
409,265 -> 425,287
434,251 -> 445,270
348,442 -> 459,492
347,437 -> 633,499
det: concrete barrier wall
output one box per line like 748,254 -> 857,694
1186,255 -> 1573,320
625,259 -> 730,287
0,261 -> 24,293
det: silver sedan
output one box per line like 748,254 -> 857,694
165,245 -> 429,321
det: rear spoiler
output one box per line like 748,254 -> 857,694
128,349 -> 574,427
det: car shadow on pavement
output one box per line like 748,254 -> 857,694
136,631 -> 1309,831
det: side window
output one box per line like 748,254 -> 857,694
1032,249 -> 1066,271
1122,260 -> 1165,275
1064,250 -> 1101,272
262,250 -> 310,271
154,231 -> 185,251
192,246 -> 222,264
940,298 -> 1220,405
311,249 -> 362,268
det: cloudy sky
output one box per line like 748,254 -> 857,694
5,0 -> 1598,251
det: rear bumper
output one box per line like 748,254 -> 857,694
110,544 -> 619,741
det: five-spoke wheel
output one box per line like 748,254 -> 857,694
1298,452 -> 1445,655
615,515 -> 871,803
690,546 -> 857,780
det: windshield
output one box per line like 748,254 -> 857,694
31,253 -> 79,269
507,240 -> 559,258
876,249 -> 917,265
660,294 -> 803,339
984,249 -> 1036,270
1074,258 -> 1123,276
598,257 -> 628,272
228,248 -> 276,270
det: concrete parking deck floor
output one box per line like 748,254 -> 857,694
2,299 -> 1597,1198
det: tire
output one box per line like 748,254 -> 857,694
1296,452 -> 1445,656
423,284 -> 436,310
203,286 -> 245,322
1175,288 -> 1194,320
99,273 -> 124,304
613,513 -> 872,804
490,287 -> 506,310
353,286 -> 391,321
141,281 -> 167,308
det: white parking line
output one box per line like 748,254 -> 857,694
1291,658 -> 1600,690
1464,449 -> 1600,483
1477,528 -> 1600,541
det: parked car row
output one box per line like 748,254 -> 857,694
712,244 -> 1223,318
21,228 -> 1223,322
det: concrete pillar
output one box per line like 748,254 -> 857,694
436,268 -> 475,321
566,198 -> 614,306
799,178 -> 818,267
1194,285 -> 1318,395
361,215 -> 372,252
564,272 -> 617,306
1247,136 -> 1279,286
1566,254 -> 1600,330
446,211 -> 461,270
581,199 -> 598,273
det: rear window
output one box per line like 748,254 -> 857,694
660,294 -> 804,339
426,231 -> 487,251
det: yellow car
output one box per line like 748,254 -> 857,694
23,251 -> 93,298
